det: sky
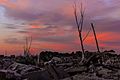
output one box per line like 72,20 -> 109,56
0,0 -> 120,55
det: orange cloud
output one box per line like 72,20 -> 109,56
30,24 -> 48,29
0,0 -> 29,10
31,25 -> 40,28
0,0 -> 16,9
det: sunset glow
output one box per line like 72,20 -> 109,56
0,0 -> 120,55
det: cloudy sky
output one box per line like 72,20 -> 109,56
0,0 -> 120,55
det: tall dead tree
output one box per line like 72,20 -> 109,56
23,36 -> 32,57
73,3 -> 85,62
91,23 -> 100,53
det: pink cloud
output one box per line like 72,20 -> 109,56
0,0 -> 120,54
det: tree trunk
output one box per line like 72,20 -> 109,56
78,31 -> 85,61
91,23 -> 100,53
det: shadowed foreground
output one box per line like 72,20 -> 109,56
0,50 -> 120,80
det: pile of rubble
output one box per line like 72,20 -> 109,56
0,59 -> 43,80
0,51 -> 120,80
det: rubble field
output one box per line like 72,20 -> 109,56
0,51 -> 120,80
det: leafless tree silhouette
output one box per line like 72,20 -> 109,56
23,36 -> 32,57
73,2 -> 85,62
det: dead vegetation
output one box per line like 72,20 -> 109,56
0,1 -> 119,80
23,37 -> 32,57
73,2 -> 85,62
73,2 -> 101,65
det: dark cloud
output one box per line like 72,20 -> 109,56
3,0 -> 120,33
103,41 -> 120,46
5,26 -> 18,29
0,22 -> 26,30
17,30 -> 29,34
4,38 -> 24,44
34,35 -> 76,44
5,8 -> 41,21
93,20 -> 120,32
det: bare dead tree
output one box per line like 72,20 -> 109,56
73,2 -> 85,62
23,36 -> 32,57
91,23 -> 100,53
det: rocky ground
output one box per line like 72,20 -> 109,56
0,51 -> 120,80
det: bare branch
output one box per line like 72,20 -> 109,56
73,2 -> 80,30
28,36 -> 32,51
24,36 -> 32,57
83,27 -> 91,42
79,2 -> 85,32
